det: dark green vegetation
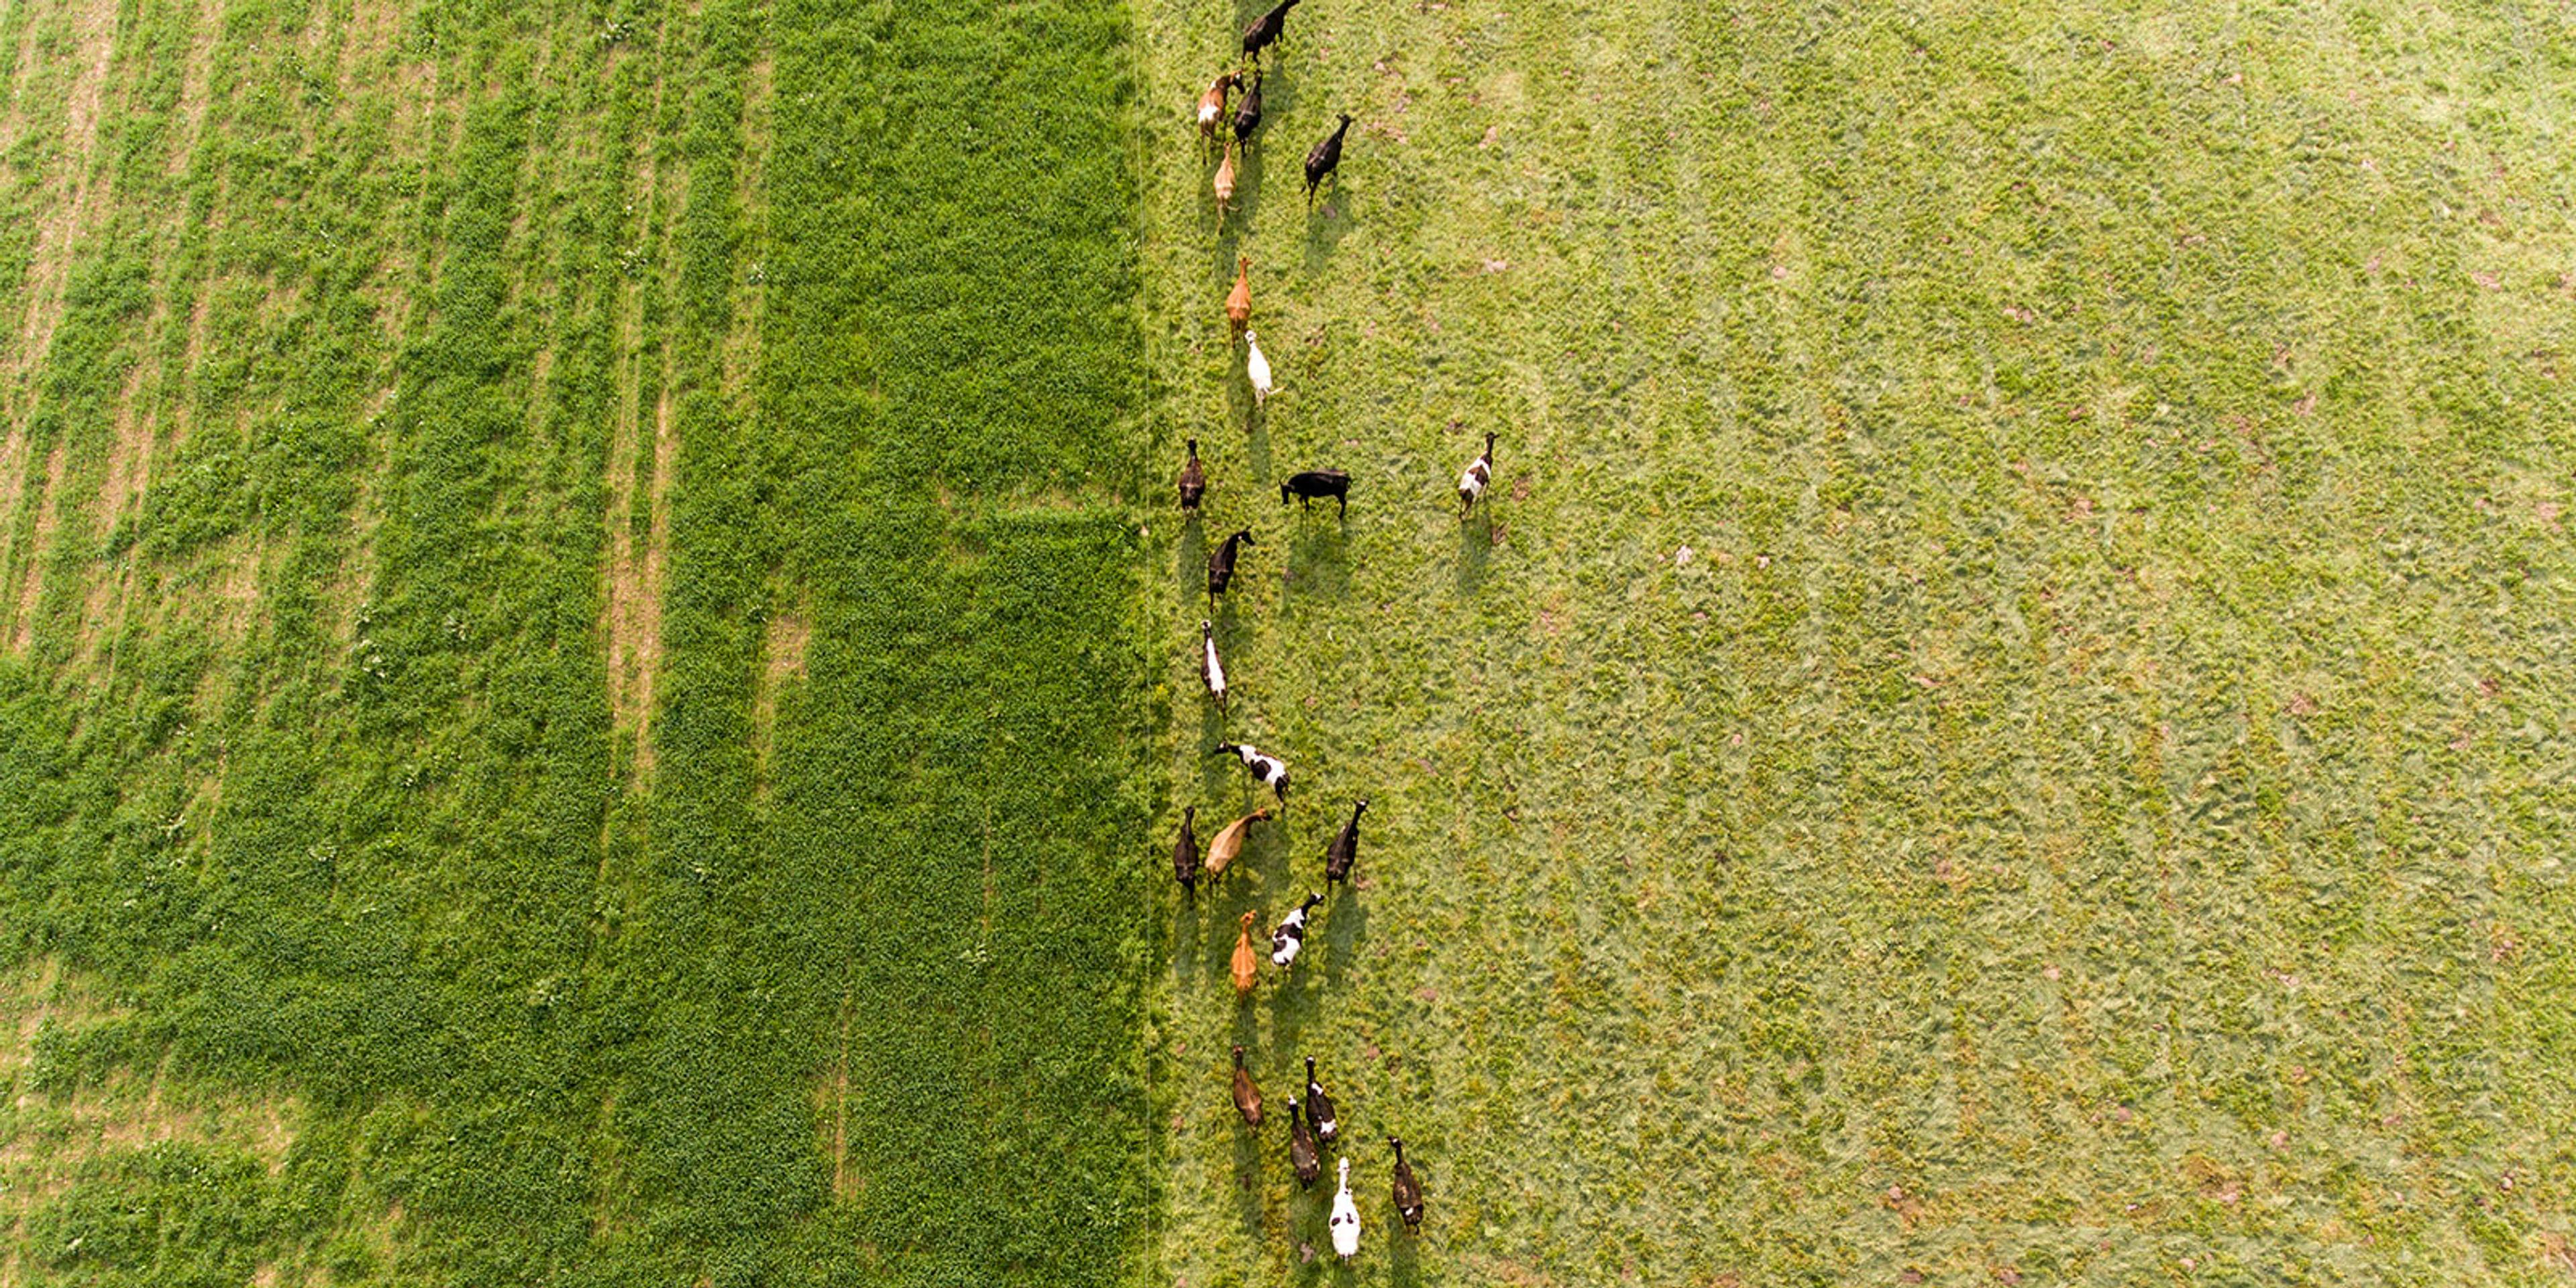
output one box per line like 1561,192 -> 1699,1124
1138,0 -> 2576,1283
0,0 -> 1150,1283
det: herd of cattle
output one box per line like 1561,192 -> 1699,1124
1165,0 -> 1505,1264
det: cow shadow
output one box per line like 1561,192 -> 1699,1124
1231,121 -> 1274,231
1455,513 -> 1491,592
1179,517 -> 1208,595
1317,883 -> 1367,987
1241,385 -> 1272,472
1197,688 -> 1226,758
1285,516 -> 1350,602
1388,1230 -> 1421,1283
1303,186 -> 1356,266
1234,1102 -> 1269,1233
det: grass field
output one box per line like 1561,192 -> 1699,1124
0,0 -> 1152,1282
0,0 -> 2569,1283
1134,1 -> 2576,1283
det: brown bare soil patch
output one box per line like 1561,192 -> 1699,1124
11,441 -> 66,653
11,0 -> 123,386
182,278 -> 214,397
637,390 -> 675,761
723,55 -> 773,399
312,0 -> 443,659
80,333 -> 161,664
0,428 -> 28,570
818,996 -> 855,1202
529,345 -> 555,418
168,0 -> 223,175
337,0 -> 404,112
327,447 -> 382,657
603,91 -> 687,781
753,602 -> 808,787
604,378 -> 674,780
762,606 -> 808,688
221,534 -> 262,645
0,15 -> 39,163
0,957 -> 64,1083
0,959 -> 301,1254
602,410 -> 644,741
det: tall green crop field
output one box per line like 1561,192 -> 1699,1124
0,0 -> 1152,1283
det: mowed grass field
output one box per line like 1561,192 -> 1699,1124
1135,0 -> 2576,1283
0,0 -> 2567,1285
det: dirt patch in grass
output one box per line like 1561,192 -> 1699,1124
78,333 -> 161,665
818,995 -> 855,1203
0,957 -> 300,1210
0,957 -> 64,1083
602,46 -> 686,782
637,390 -> 674,758
181,274 -> 214,397
0,1073 -> 297,1175
752,601 -> 806,788
0,428 -> 27,575
600,376 -> 644,714
10,0 -> 122,384
11,441 -> 65,653
723,54 -> 772,400
328,0 -> 447,659
604,385 -> 674,780
761,604 -> 808,686
168,0 -> 223,175
329,451 -> 384,657
0,13 -> 40,162
217,531 -> 262,649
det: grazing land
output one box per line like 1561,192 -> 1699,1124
0,0 -> 2568,1284
1135,1 -> 2576,1284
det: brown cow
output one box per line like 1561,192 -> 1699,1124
1230,910 -> 1260,996
1225,256 -> 1252,342
1195,70 -> 1240,147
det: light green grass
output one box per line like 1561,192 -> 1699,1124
1135,1 -> 2576,1283
0,0 -> 2571,1283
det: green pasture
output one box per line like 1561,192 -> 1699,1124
1136,0 -> 2575,1283
0,0 -> 2566,1283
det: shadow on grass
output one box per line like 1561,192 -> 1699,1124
1285,511 -> 1350,601
1179,517 -> 1208,600
1233,1107 -> 1265,1233
1301,163 -> 1356,268
1195,690 -> 1226,752
1242,382 -> 1273,474
1387,1226 -> 1421,1285
1455,513 -> 1491,592
1201,743 -> 1256,814
1175,851 -> 1207,958
1298,164 -> 1348,221
1251,59 -> 1297,152
1303,197 -> 1355,267
1318,883 -> 1367,987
